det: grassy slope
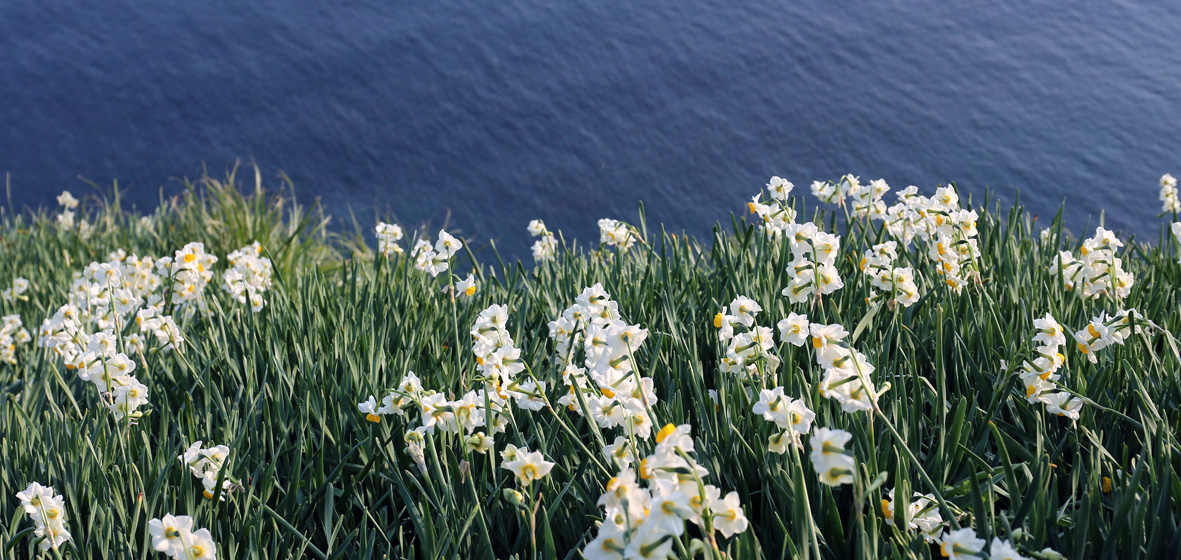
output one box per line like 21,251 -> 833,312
1,168 -> 1179,559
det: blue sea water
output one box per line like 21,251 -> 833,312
1,0 -> 1179,258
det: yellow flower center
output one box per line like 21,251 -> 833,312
655,423 -> 676,443
365,413 -> 381,423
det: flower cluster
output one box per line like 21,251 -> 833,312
598,219 -> 637,250
528,219 -> 558,262
1049,227 -> 1134,299
810,175 -> 890,220
358,304 -> 545,470
1072,309 -> 1146,364
1161,173 -> 1179,213
849,184 -> 982,293
781,223 -> 844,304
157,242 -> 219,309
1015,313 -> 1081,420
15,482 -> 72,552
753,386 -> 815,452
37,253 -> 173,421
55,190 -> 92,237
880,488 -> 944,542
412,229 -> 462,277
356,371 -> 437,469
0,314 -> 31,364
1,276 -> 30,303
809,427 -> 856,486
375,222 -> 405,256
584,424 -> 748,560
747,177 -> 798,237
916,188 -> 980,293
781,316 -> 883,413
149,514 -> 217,559
550,284 -> 657,439
1031,307 -> 1160,424
178,441 -> 236,501
221,242 -> 273,312
859,241 -> 920,307
714,295 -> 777,380
472,303 -> 545,413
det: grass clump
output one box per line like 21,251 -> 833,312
1,169 -> 1179,559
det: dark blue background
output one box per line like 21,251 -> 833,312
2,0 -> 1178,257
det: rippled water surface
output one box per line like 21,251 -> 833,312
2,0 -> 1179,256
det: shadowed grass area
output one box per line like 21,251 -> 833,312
1,168 -> 1179,559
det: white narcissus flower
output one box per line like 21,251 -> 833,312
645,490 -> 692,536
938,528 -> 986,560
456,273 -> 478,297
358,396 -> 381,423
149,514 -> 195,557
597,219 -> 635,249
752,387 -> 815,436
16,482 -> 55,516
527,219 -> 548,237
465,432 -> 494,454
777,313 -> 810,346
1161,174 -> 1180,213
1032,313 -> 1066,348
808,323 -> 849,352
15,481 -> 72,551
57,190 -> 79,209
711,491 -> 749,537
501,448 -> 555,485
532,235 -> 557,262
602,436 -> 632,468
184,528 -> 218,559
435,229 -> 462,259
989,538 -> 1030,560
728,295 -> 761,327
1043,392 -> 1084,420
766,176 -> 794,201
582,521 -> 627,560
375,222 -> 405,256
809,427 -> 855,486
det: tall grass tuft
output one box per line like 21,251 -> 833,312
2,169 -> 1179,559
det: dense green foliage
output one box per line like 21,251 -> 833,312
1,169 -> 1179,559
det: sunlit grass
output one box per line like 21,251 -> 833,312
2,168 -> 1179,559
